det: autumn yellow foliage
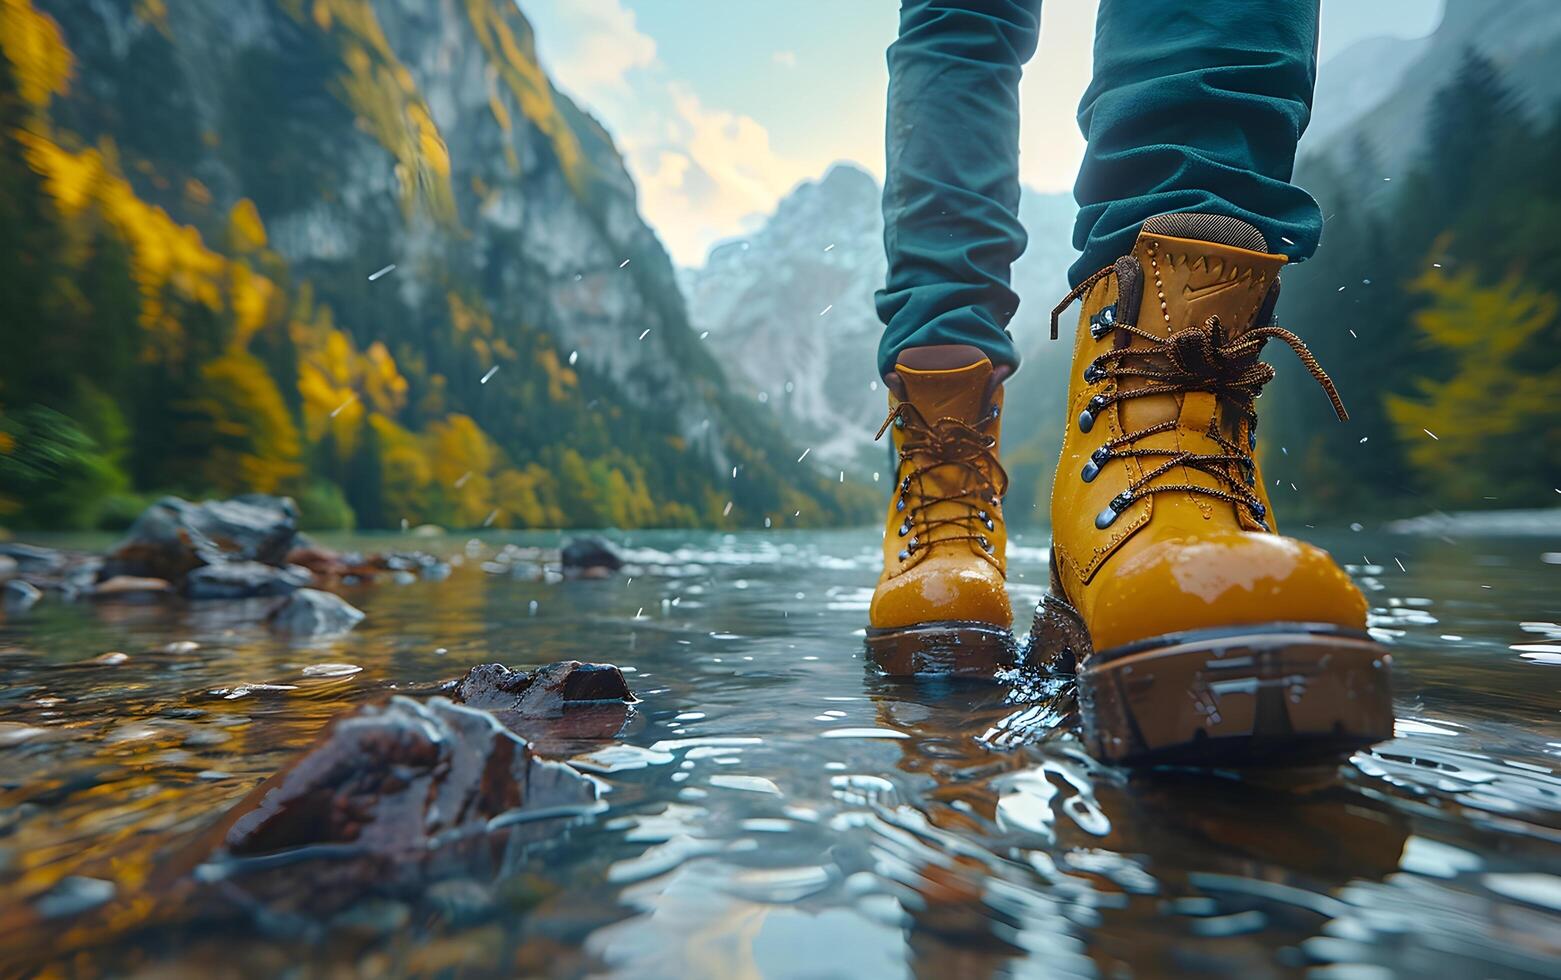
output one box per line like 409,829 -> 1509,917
1386,267 -> 1561,506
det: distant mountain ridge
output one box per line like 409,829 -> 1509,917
680,163 -> 1078,484
1304,0 -> 1561,168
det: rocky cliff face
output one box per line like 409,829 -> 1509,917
679,162 -> 1077,515
10,0 -> 863,528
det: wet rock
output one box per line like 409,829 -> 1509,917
173,696 -> 598,913
0,542 -> 66,576
452,661 -> 634,746
185,561 -> 311,600
107,494 -> 300,583
91,575 -> 174,600
285,544 -> 348,578
3,579 -> 42,613
34,876 -> 116,919
423,878 -> 497,927
84,651 -> 129,666
560,536 -> 623,578
0,554 -> 15,580
331,898 -> 412,936
266,589 -> 364,636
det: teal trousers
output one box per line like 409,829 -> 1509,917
876,0 -> 1323,375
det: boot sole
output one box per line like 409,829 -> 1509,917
864,621 -> 1018,678
1030,592 -> 1394,766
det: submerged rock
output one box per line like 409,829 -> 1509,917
3,580 -> 42,613
33,876 -> 116,920
107,495 -> 299,583
452,661 -> 634,746
0,543 -> 67,577
266,589 -> 364,636
185,561 -> 311,600
91,575 -> 174,600
172,696 -> 599,914
560,536 -> 623,578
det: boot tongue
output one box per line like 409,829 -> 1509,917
1118,216 -> 1287,434
893,347 -> 995,425
1132,214 -> 1286,341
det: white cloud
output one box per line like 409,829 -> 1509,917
525,2 -> 837,265
528,0 -> 657,103
627,84 -> 808,265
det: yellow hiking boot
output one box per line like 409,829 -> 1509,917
867,344 -> 1016,676
1034,214 -> 1393,764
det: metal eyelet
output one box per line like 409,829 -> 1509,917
1249,500 -> 1266,522
900,476 -> 911,492
896,496 -> 906,512
1096,491 -> 1133,529
1089,304 -> 1117,339
989,403 -> 1001,421
1078,394 -> 1109,433
979,535 -> 992,552
898,521 -> 910,537
1081,446 -> 1110,483
894,415 -> 905,429
979,509 -> 995,531
897,549 -> 911,561
1083,360 -> 1105,384
908,536 -> 919,550
1248,421 -> 1258,450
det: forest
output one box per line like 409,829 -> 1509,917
1263,50 -> 1561,519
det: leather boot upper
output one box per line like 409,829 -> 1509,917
871,345 -> 1012,631
1049,217 -> 1367,653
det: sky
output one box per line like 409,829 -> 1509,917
522,0 -> 1446,267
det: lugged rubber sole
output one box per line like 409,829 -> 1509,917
1029,592 -> 1394,766
864,621 -> 1018,678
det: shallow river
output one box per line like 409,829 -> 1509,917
2,526 -> 1558,977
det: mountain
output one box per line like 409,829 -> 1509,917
1303,0 -> 1561,169
0,0 -> 867,530
679,163 -> 1077,518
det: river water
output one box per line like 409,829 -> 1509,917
1,526 -> 1558,976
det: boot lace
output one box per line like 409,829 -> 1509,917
875,401 -> 1008,569
1052,274 -> 1347,530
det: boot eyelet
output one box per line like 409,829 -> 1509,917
1083,360 -> 1105,384
979,510 -> 995,531
896,496 -> 906,512
908,536 -> 919,549
989,404 -> 1001,421
1089,304 -> 1117,339
900,475 -> 911,492
894,415 -> 905,430
1248,422 -> 1258,450
1081,446 -> 1111,483
897,549 -> 911,561
1096,491 -> 1133,529
1078,394 -> 1109,433
1248,500 -> 1266,524
898,521 -> 910,537
979,535 -> 992,552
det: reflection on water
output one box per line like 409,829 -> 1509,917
1,527 -> 1558,976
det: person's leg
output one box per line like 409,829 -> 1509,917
875,0 -> 1044,375
1069,0 -> 1322,284
1037,0 -> 1393,765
